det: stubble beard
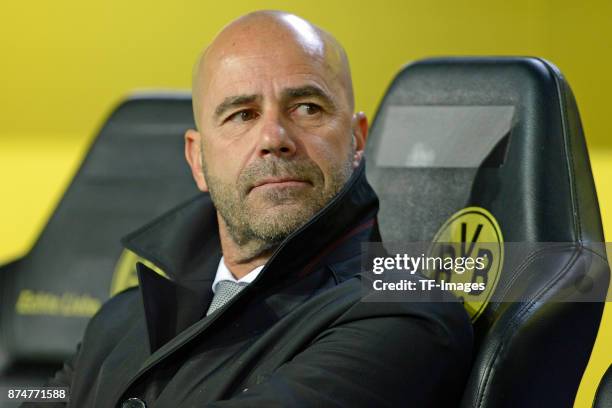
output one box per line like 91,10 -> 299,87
203,152 -> 354,261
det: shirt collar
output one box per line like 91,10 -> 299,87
212,256 -> 264,293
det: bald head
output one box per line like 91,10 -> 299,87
192,10 -> 354,129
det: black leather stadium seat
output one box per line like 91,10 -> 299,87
366,57 -> 610,407
0,93 -> 198,391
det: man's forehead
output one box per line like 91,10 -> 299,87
210,49 -> 327,76
204,51 -> 331,90
201,24 -> 335,84
201,41 -> 341,108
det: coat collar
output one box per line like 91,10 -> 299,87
120,159 -> 379,354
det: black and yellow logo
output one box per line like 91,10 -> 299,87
428,207 -> 503,322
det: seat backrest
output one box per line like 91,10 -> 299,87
0,93 -> 198,363
365,57 -> 610,407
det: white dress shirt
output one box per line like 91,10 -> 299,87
212,256 -> 264,293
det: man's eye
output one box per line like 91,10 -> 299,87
294,103 -> 322,116
228,110 -> 258,123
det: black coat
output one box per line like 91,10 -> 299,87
31,162 -> 473,407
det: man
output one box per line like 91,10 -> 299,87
32,10 -> 473,407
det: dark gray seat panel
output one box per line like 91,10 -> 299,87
0,93 -> 198,367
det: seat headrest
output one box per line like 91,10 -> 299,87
366,57 -> 604,245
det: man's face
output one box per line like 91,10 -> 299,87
187,23 -> 363,248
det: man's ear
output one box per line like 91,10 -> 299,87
184,129 -> 209,192
351,111 -> 369,168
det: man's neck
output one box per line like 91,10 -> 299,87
217,214 -> 276,279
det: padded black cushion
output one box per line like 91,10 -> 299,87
0,93 -> 198,364
366,57 -> 610,407
595,364 -> 612,408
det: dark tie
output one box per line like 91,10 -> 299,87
206,280 -> 248,316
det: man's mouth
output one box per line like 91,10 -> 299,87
249,177 -> 311,192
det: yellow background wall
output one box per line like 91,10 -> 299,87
0,1 -> 610,406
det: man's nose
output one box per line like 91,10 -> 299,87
256,114 -> 297,158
